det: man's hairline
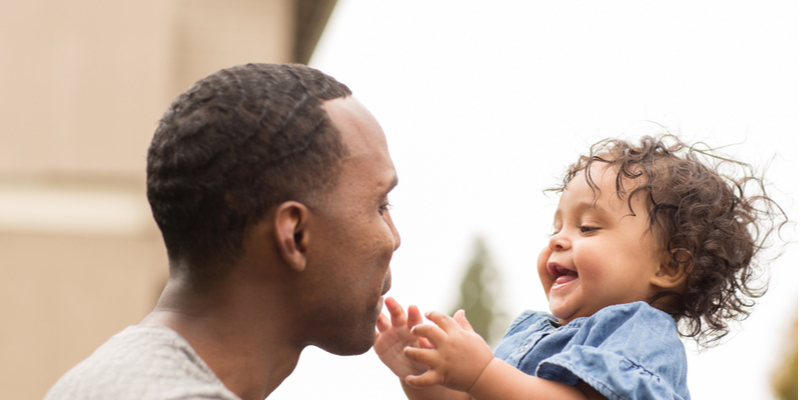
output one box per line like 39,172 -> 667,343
284,93 -> 353,214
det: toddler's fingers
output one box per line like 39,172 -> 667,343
453,309 -> 475,332
403,346 -> 438,368
376,313 -> 391,333
419,336 -> 434,349
405,371 -> 442,388
425,311 -> 460,332
407,305 -> 423,328
385,297 -> 408,327
410,324 -> 446,346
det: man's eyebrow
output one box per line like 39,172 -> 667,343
385,175 -> 399,194
378,175 -> 399,199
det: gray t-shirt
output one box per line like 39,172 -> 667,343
44,325 -> 241,400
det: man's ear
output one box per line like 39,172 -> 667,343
274,201 -> 310,273
651,248 -> 691,289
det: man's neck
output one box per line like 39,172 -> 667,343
140,276 -> 304,400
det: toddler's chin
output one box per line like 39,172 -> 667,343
548,299 -> 574,322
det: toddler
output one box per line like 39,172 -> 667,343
375,135 -> 783,400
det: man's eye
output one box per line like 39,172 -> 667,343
379,203 -> 393,215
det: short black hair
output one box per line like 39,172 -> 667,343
147,63 -> 352,273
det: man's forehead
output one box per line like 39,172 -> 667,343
322,96 -> 389,157
322,96 -> 377,129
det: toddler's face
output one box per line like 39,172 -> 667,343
537,163 -> 666,325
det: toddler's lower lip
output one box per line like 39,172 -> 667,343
552,274 -> 578,290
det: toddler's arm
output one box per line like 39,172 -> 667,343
405,311 -> 607,400
375,298 -> 469,400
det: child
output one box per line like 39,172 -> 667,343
375,135 -> 783,400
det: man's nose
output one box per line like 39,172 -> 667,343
388,214 -> 401,251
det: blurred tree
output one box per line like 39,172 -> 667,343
772,315 -> 798,400
450,236 -> 508,347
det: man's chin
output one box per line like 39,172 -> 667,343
314,331 -> 375,356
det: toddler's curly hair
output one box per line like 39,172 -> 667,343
555,134 -> 785,346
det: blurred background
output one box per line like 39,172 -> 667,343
0,1 -> 796,399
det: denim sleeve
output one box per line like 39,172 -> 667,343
533,303 -> 690,400
538,346 -> 686,400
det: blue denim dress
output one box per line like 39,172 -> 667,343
493,302 -> 690,400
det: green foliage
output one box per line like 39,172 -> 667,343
450,236 -> 508,347
773,317 -> 798,400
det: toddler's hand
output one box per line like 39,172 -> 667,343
375,297 -> 432,378
403,310 -> 494,393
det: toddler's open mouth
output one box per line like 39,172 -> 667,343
549,263 -> 578,287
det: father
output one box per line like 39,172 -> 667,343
45,63 -> 401,400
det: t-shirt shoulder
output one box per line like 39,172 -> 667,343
44,325 -> 241,400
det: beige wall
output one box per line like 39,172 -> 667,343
0,231 -> 167,395
172,0 -> 294,94
0,0 -> 302,397
0,0 -> 294,176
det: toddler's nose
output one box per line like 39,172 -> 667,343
549,232 -> 571,251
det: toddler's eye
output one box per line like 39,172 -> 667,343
579,226 -> 598,233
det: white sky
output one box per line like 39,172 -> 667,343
271,1 -> 798,399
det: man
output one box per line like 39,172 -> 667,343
45,63 -> 401,400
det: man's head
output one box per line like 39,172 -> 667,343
147,63 -> 351,274
280,96 -> 400,355
147,63 -> 401,355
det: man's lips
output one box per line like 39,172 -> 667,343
381,270 -> 392,296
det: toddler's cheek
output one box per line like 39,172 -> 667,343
537,247 -> 553,288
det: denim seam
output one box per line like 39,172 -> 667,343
623,359 -> 657,378
537,359 -> 625,400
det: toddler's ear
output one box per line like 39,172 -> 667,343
651,249 -> 691,289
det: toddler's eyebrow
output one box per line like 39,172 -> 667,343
576,201 -> 612,218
